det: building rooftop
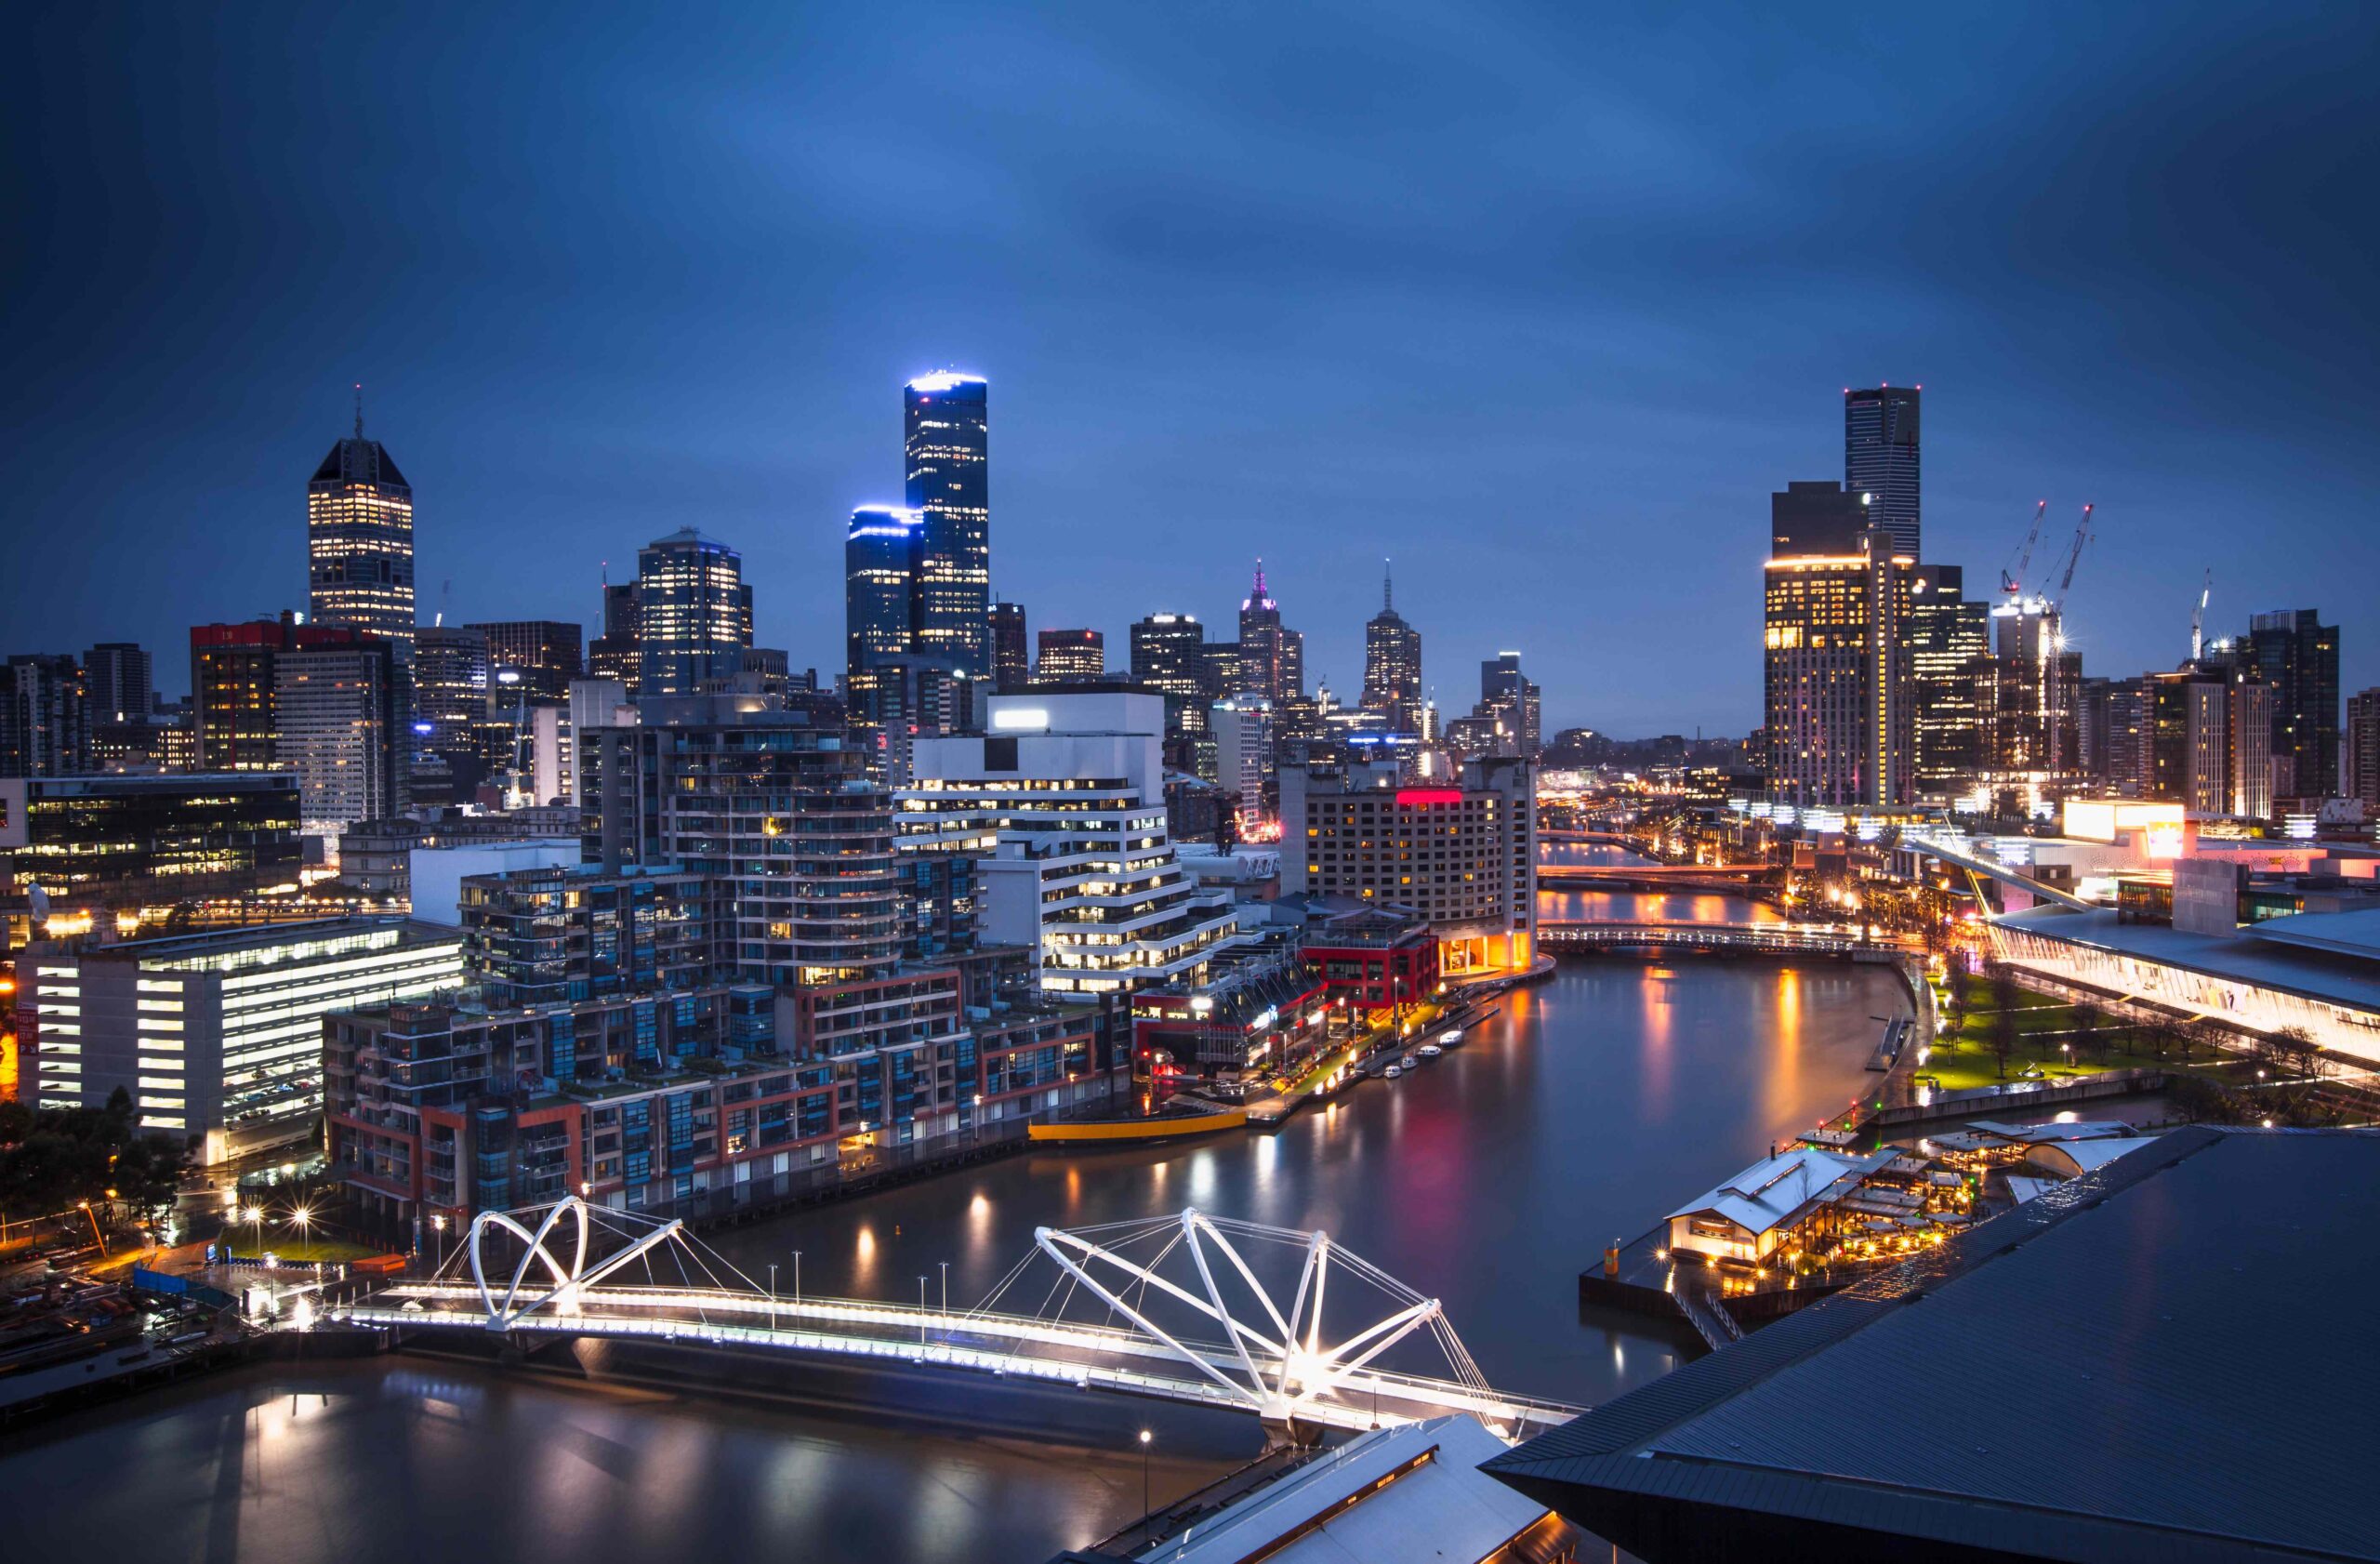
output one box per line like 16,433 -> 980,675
1664,1145 -> 1897,1239
1999,904 -> 2380,1013
1488,1128 -> 2380,1563
65,917 -> 457,966
2246,906 -> 2380,961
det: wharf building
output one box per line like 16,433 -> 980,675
1129,936 -> 1329,1096
896,690 -> 1242,998
1034,628 -> 1105,685
1360,563 -> 1423,735
1842,382 -> 1921,559
2,772 -> 303,945
0,654 -> 91,779
1280,752 -> 1537,977
1236,562 -> 1304,704
306,403 -> 416,657
464,620 -> 583,702
20,917 -> 464,1165
1762,484 -> 1914,809
634,529 -> 754,698
905,373 -> 993,677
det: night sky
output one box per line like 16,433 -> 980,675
7,6 -> 2375,736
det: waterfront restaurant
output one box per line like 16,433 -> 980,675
1663,1145 -> 1899,1266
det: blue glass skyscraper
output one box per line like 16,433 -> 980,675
904,373 -> 991,676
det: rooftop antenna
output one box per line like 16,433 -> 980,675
353,383 -> 364,440
1383,558 -> 1394,613
2190,568 -> 2213,663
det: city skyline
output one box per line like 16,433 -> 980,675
7,7 -> 2378,735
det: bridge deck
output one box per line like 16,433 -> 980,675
336,1282 -> 1580,1440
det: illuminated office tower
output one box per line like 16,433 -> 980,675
465,621 -> 583,701
988,603 -> 1029,690
844,505 -> 924,678
1236,562 -> 1303,702
2239,609 -> 2340,800
1990,595 -> 2081,775
1130,613 -> 1209,735
1908,564 -> 1990,793
274,628 -> 408,840
308,397 -> 416,656
635,529 -> 752,698
1763,514 -> 1914,808
1035,629 -> 1105,684
1844,384 -> 1921,560
905,373 -> 991,676
412,625 -> 491,754
587,582 -> 641,698
0,655 -> 89,778
1361,563 -> 1423,733
1477,653 -> 1540,759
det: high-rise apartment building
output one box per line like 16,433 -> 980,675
635,529 -> 753,698
1236,562 -> 1303,702
275,630 -> 409,839
904,373 -> 991,677
2346,688 -> 2380,808
988,602 -> 1029,690
307,403 -> 416,656
896,691 -> 1240,997
2148,668 -> 2273,817
1130,613 -> 1210,736
84,643 -> 152,723
1844,384 -> 1921,559
844,505 -> 925,678
1763,512 -> 1913,808
1990,596 -> 2081,776
1211,696 -> 1275,828
579,697 -> 899,987
465,621 -> 583,701
1362,564 -> 1423,734
1909,564 -> 1990,794
1034,629 -> 1105,684
191,621 -> 290,772
0,655 -> 89,779
2240,609 -> 2339,800
2101,678 -> 2154,798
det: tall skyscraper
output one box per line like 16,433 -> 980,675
84,643 -> 152,723
1477,652 -> 1541,760
1844,385 -> 1921,560
2148,667 -> 2272,817
307,396 -> 416,656
843,505 -> 924,679
988,602 -> 1029,690
1990,594 -> 2081,776
1361,563 -> 1423,734
412,625 -> 492,754
904,373 -> 991,676
2239,609 -> 2340,800
1236,562 -> 1302,702
587,581 -> 641,698
1908,564 -> 1990,793
1130,613 -> 1209,736
635,529 -> 752,698
464,621 -> 583,701
191,621 -> 290,773
273,628 -> 408,838
1764,515 -> 1913,808
1034,629 -> 1104,683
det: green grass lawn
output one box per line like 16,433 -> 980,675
214,1233 -> 384,1263
1921,974 -> 2254,1093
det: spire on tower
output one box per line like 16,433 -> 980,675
1383,558 -> 1394,612
353,383 -> 364,440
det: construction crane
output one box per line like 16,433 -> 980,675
2000,500 -> 2049,596
2050,503 -> 2096,605
2189,569 -> 2213,662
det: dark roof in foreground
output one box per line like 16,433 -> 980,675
1486,1127 -> 2380,1564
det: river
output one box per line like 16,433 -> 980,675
3,847 -> 1910,1564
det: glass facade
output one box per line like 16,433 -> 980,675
843,505 -> 923,678
636,529 -> 754,697
307,425 -> 416,655
904,374 -> 991,676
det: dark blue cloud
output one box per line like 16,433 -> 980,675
5,3 -> 2374,734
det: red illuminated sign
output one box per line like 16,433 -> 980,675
1395,789 -> 1464,806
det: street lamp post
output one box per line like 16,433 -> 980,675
793,1250 -> 801,1306
918,1277 -> 928,1345
245,1205 -> 264,1263
768,1263 -> 778,1332
939,1260 -> 949,1318
430,1213 -> 447,1271
1139,1428 -> 1154,1544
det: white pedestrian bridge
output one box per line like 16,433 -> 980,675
328,1199 -> 1580,1442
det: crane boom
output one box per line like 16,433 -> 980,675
2190,568 -> 2212,662
2053,503 -> 2096,601
2000,500 -> 2049,595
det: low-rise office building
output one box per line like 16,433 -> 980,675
20,917 -> 465,1164
1,772 -> 303,941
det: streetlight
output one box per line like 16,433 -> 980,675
430,1213 -> 447,1270
1139,1428 -> 1154,1544
919,1277 -> 929,1345
77,1200 -> 107,1256
939,1260 -> 949,1317
793,1250 -> 801,1306
290,1204 -> 311,1262
768,1263 -> 779,1332
244,1205 -> 264,1262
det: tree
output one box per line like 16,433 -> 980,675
2271,1026 -> 2326,1081
1987,1003 -> 2020,1080
0,1087 -> 192,1230
2070,1001 -> 2104,1067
